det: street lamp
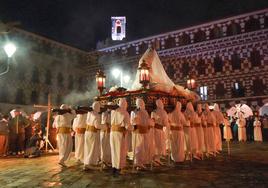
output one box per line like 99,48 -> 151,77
138,60 -> 150,89
96,70 -> 106,96
186,71 -> 196,90
111,68 -> 130,87
0,42 -> 16,76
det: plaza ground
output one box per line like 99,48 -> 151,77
0,142 -> 268,188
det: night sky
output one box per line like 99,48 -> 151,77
1,0 -> 267,50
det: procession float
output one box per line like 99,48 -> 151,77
95,48 -> 200,113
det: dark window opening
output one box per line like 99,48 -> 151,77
227,23 -> 241,36
165,37 -> 176,49
232,82 -> 245,98
181,61 -> 190,77
179,34 -> 190,46
215,83 -> 225,99
252,79 -> 264,96
231,53 -> 241,70
31,91 -> 39,104
32,67 -> 39,83
57,73 -> 64,88
250,50 -> 261,67
166,64 -> 175,80
245,18 -> 260,32
116,26 -> 121,34
0,87 -> 8,103
210,27 -> 223,39
15,89 -> 25,104
194,30 -> 206,43
213,56 -> 224,72
196,59 -> 206,75
45,70 -> 52,85
68,75 -> 74,90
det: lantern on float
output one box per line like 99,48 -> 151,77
186,71 -> 196,90
96,70 -> 106,95
138,60 -> 150,89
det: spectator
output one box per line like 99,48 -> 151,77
24,129 -> 44,158
0,115 -> 9,156
246,116 -> 254,141
262,115 -> 268,141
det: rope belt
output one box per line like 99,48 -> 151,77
86,125 -> 99,132
57,127 -> 72,134
170,126 -> 183,131
207,123 -> 214,127
111,124 -> 126,132
154,123 -> 164,130
194,123 -> 202,127
76,128 -> 86,134
101,124 -> 111,133
134,125 -> 148,134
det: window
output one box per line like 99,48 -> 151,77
215,83 -> 225,99
210,27 -> 223,39
194,30 -> 206,43
166,64 -> 175,80
15,89 -> 25,104
213,56 -> 224,72
32,67 -> 39,83
245,18 -> 260,32
68,75 -> 74,90
45,70 -> 52,85
57,73 -> 64,87
56,95 -> 62,105
250,50 -> 261,67
231,53 -> 241,70
227,23 -> 241,36
127,46 -> 136,56
0,87 -> 8,103
199,86 -> 208,100
179,33 -> 190,46
78,77 -> 83,90
232,82 -> 245,98
31,91 -> 39,104
43,92 -> 49,104
139,42 -> 148,54
252,79 -> 264,96
196,59 -> 206,75
181,61 -> 190,77
165,37 -> 176,49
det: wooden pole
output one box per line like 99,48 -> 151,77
45,93 -> 51,152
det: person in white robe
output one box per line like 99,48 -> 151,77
151,99 -> 169,165
237,113 -> 247,142
223,115 -> 233,140
202,103 -> 216,156
212,103 -> 224,153
168,102 -> 185,162
195,104 -> 206,158
184,102 -> 199,160
72,112 -> 87,163
254,117 -> 263,142
110,98 -> 133,174
100,102 -> 113,166
84,101 -> 106,170
131,98 -> 152,169
53,104 -> 76,167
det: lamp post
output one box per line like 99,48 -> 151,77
138,60 -> 150,89
112,68 -> 130,88
96,70 -> 106,96
186,71 -> 196,90
0,42 -> 16,76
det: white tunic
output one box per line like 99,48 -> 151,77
110,108 -> 132,169
72,114 -> 87,162
168,109 -> 185,162
223,118 -> 233,140
100,111 -> 111,164
202,111 -> 216,153
237,117 -> 247,141
254,120 -> 262,142
184,111 -> 199,154
131,108 -> 151,166
53,111 -> 76,163
151,108 -> 169,157
84,111 -> 105,166
195,113 -> 206,153
212,110 -> 224,151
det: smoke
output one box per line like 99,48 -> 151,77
63,82 -> 98,106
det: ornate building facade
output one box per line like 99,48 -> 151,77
97,9 -> 268,111
0,27 -> 95,113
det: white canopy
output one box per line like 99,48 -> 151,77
131,48 -> 199,101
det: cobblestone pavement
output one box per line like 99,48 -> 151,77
0,142 -> 268,188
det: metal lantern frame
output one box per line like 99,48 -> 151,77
138,60 -> 150,89
96,70 -> 106,96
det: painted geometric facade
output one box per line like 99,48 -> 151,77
98,9 -> 268,111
